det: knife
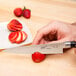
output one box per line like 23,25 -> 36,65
2,41 -> 76,54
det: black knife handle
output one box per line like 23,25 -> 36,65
71,41 -> 76,48
65,41 -> 76,48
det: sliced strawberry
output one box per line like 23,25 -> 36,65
7,23 -> 15,31
10,19 -> 22,27
7,24 -> 16,31
15,31 -> 22,43
9,31 -> 28,44
10,24 -> 22,31
9,32 -> 18,43
21,31 -> 27,42
20,31 -> 23,42
10,19 -> 21,24
15,31 -> 28,43
7,19 -> 23,31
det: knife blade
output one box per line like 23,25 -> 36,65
2,41 -> 76,54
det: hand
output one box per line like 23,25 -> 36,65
32,21 -> 76,45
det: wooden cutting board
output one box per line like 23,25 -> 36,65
0,0 -> 76,76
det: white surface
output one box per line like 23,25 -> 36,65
0,20 -> 33,49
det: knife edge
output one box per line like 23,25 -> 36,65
3,42 -> 64,54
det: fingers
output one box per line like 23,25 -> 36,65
32,30 -> 44,45
39,39 -> 45,44
32,21 -> 72,45
32,23 -> 58,45
71,22 -> 76,26
32,29 -> 56,45
47,37 -> 71,44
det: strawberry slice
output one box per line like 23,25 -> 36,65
21,31 -> 27,42
15,31 -> 22,43
10,19 -> 22,25
7,24 -> 17,31
10,24 -> 22,31
15,31 -> 28,43
9,32 -> 18,43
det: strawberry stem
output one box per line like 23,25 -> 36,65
23,6 -> 26,11
24,6 -> 26,9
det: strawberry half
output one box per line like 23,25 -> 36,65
32,52 -> 46,63
7,19 -> 23,31
14,8 -> 23,17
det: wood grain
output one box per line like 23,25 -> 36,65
0,0 -> 76,76
0,0 -> 76,38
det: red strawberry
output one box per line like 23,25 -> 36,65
32,52 -> 46,63
7,19 -> 23,31
23,7 -> 31,19
14,8 -> 23,17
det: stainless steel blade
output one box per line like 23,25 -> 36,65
3,42 -> 64,54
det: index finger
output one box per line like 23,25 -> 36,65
32,30 -> 44,45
